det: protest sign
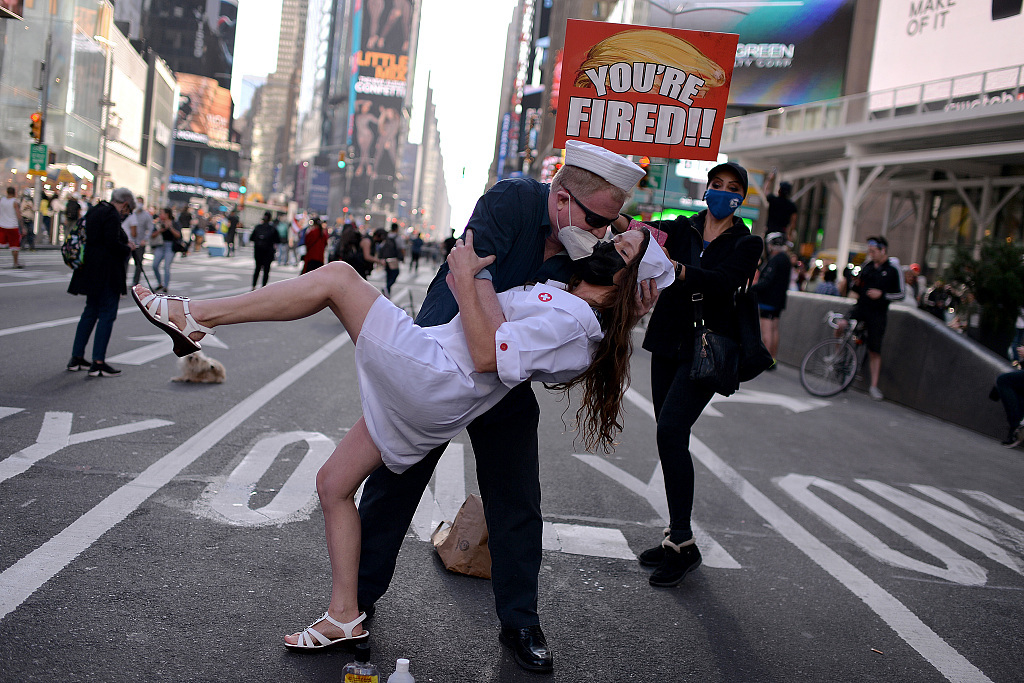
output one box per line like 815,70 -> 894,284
554,20 -> 738,161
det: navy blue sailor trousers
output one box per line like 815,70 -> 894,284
357,380 -> 543,629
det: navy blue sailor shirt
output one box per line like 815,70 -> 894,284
415,177 -> 574,328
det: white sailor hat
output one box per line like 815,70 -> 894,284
564,140 -> 646,192
636,231 -> 676,292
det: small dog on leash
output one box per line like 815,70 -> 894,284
172,350 -> 226,384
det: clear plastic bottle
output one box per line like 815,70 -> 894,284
343,642 -> 380,682
386,658 -> 414,683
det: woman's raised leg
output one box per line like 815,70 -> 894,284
133,261 -> 382,345
284,417 -> 383,645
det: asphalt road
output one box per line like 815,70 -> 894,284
1,247 -> 1022,682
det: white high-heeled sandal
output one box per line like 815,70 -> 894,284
131,287 -> 215,357
285,611 -> 369,651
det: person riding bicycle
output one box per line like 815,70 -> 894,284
838,236 -> 905,400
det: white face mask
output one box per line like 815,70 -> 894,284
556,194 -> 611,260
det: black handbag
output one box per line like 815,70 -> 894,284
736,284 -> 775,381
171,238 -> 188,253
689,292 -> 740,396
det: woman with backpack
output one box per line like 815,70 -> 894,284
250,211 -> 282,289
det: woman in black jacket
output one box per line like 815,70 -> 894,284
66,188 -> 134,377
627,162 -> 762,587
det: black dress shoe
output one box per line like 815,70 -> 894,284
499,624 -> 553,673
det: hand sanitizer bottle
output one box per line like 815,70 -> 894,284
386,658 -> 414,682
343,642 -> 380,682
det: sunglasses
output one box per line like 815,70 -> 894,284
565,189 -> 616,230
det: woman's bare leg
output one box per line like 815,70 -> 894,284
133,261 -> 381,345
284,417 -> 383,644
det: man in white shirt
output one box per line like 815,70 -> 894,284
127,196 -> 153,286
0,186 -> 23,268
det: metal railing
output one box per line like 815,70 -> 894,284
722,64 -> 1024,145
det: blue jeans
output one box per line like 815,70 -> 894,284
151,243 -> 175,288
71,288 -> 120,361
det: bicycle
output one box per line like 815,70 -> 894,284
799,311 -> 866,397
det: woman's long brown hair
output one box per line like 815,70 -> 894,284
550,229 -> 650,452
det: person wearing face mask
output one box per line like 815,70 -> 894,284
352,140 -> 660,674
609,161 -> 763,588
66,187 -> 136,377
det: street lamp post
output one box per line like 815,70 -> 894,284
93,35 -> 115,202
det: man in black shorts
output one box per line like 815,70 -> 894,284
845,235 -> 905,400
752,232 -> 792,361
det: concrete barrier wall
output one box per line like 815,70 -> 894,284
776,291 -> 1010,439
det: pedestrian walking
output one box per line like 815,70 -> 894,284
302,217 -> 329,273
127,197 -> 153,287
625,161 -> 763,588
129,225 -> 667,657
66,187 -> 134,377
226,209 -> 241,256
340,225 -> 375,279
374,228 -> 401,296
150,208 -> 180,292
814,267 -> 841,296
354,140 -> 656,674
409,232 -> 423,272
752,232 -> 793,361
19,192 -> 35,251
0,186 -> 23,268
250,211 -> 281,288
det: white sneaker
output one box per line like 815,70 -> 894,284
869,386 -> 884,401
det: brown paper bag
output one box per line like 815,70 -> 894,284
430,493 -> 492,579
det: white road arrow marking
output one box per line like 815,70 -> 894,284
107,334 -> 229,365
572,454 -> 741,568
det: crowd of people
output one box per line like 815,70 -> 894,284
26,137 -> 1018,675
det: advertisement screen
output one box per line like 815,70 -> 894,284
869,0 -> 1024,94
346,0 -> 413,205
554,20 -> 738,161
1,0 -> 24,20
174,73 -> 232,145
146,0 -> 237,88
647,0 -> 855,107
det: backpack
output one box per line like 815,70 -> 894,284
61,217 -> 87,270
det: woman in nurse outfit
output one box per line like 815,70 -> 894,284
132,227 -> 671,650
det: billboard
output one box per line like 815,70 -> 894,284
869,0 -> 1024,94
554,20 -> 738,161
346,0 -> 413,207
174,73 -> 232,146
1,0 -> 24,20
144,0 -> 238,88
646,0 -> 855,107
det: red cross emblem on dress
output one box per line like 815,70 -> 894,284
538,292 -> 553,302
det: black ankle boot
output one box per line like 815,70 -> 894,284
649,537 -> 702,587
637,527 -> 670,567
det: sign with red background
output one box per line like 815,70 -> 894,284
554,20 -> 738,161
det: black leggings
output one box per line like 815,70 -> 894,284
253,259 -> 272,288
651,352 -> 715,542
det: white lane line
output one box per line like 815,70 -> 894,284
0,412 -> 174,485
0,407 -> 25,420
0,285 -> 257,338
624,392 -> 993,683
0,331 -> 351,621
0,277 -> 69,288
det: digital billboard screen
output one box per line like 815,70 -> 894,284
174,73 -> 232,146
869,0 -> 1024,95
647,0 -> 856,107
346,0 -> 413,207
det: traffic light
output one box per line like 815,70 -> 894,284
337,151 -> 346,169
634,154 -> 651,187
29,112 -> 42,142
239,177 -> 247,194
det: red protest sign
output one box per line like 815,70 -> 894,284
553,20 -> 738,161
